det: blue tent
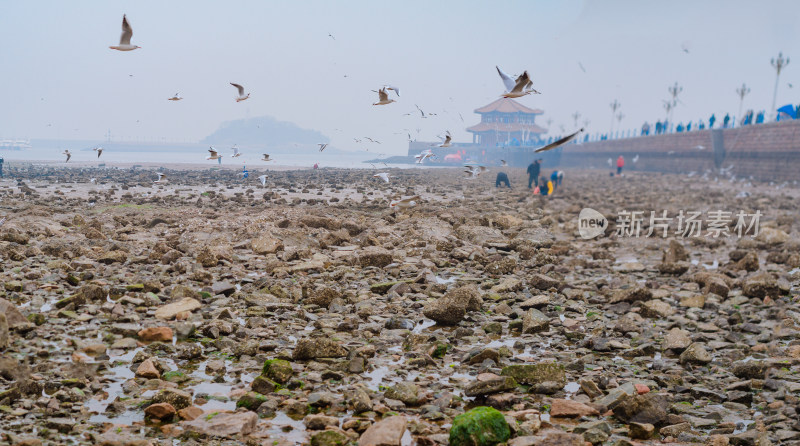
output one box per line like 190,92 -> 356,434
776,104 -> 797,120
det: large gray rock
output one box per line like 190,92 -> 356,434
0,298 -> 32,331
422,284 -> 482,326
679,343 -> 712,365
522,308 -> 549,334
612,393 -> 669,425
358,415 -> 407,446
293,338 -> 348,360
182,411 -> 258,438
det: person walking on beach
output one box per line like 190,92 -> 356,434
616,155 -> 625,175
550,170 -> 563,190
495,172 -> 511,188
526,159 -> 541,188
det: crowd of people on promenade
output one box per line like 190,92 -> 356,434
639,110 -> 767,136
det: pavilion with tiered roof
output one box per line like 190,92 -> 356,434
466,98 -> 546,146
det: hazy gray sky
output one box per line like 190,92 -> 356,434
1,0 -> 798,154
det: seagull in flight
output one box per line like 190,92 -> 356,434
153,173 -> 167,184
497,66 -> 540,98
385,85 -> 400,97
365,137 -> 380,144
501,160 -> 508,167
90,178 -> 97,185
373,87 -> 396,106
632,155 -> 639,163
438,131 -> 452,148
328,33 -> 335,40
415,149 -> 435,164
207,147 -> 223,160
258,175 -> 268,187
464,165 -> 488,178
231,145 -> 241,157
63,150 -> 71,162
231,83 -> 250,102
93,146 -> 104,158
694,145 -> 706,150
168,93 -> 183,101
534,128 -> 584,153
373,172 -> 390,183
261,154 -> 272,162
109,15 -> 140,51
390,195 -> 421,209
318,143 -> 328,152
415,104 -> 428,118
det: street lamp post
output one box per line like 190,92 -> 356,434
616,112 -> 625,138
735,83 -> 750,122
770,52 -> 789,119
609,100 -> 620,134
667,82 -> 682,124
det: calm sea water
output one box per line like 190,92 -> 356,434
0,144 -> 415,169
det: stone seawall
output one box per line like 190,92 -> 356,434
560,119 -> 800,181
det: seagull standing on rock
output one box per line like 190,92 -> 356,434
109,15 -> 141,51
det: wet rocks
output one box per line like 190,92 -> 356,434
182,411 -> 258,437
612,393 -> 669,425
550,399 -> 599,418
293,337 -> 348,360
464,375 -> 517,397
732,360 -> 769,379
679,342 -> 712,365
144,402 -> 176,420
358,246 -> 393,268
154,297 -> 201,320
250,232 -> 284,254
449,406 -> 510,446
138,326 -> 173,342
501,363 -> 565,386
358,415 -> 407,446
152,388 -> 192,410
663,328 -> 692,351
262,358 -> 293,383
422,284 -> 483,325
741,272 -> 780,298
522,308 -> 549,333
135,358 -> 161,379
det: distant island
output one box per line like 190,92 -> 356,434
202,116 -> 329,152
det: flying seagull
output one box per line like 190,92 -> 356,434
90,178 -> 97,185
694,145 -> 706,150
415,149 -> 434,164
497,66 -> 540,97
153,173 -> 167,184
258,175 -> 268,187
207,147 -> 223,160
390,195 -> 421,209
415,104 -> 427,118
168,93 -> 183,101
534,128 -> 584,153
464,165 -> 488,178
439,131 -> 452,148
231,145 -> 241,157
318,143 -> 328,152
373,87 -> 396,106
93,146 -> 104,158
385,85 -> 400,97
373,172 -> 390,183
501,160 -> 508,167
109,15 -> 140,51
632,155 -> 639,163
231,83 -> 250,102
63,150 -> 71,162
261,154 -> 272,162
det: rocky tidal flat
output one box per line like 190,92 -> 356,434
0,165 -> 799,446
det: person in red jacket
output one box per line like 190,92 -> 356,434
616,156 -> 625,175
